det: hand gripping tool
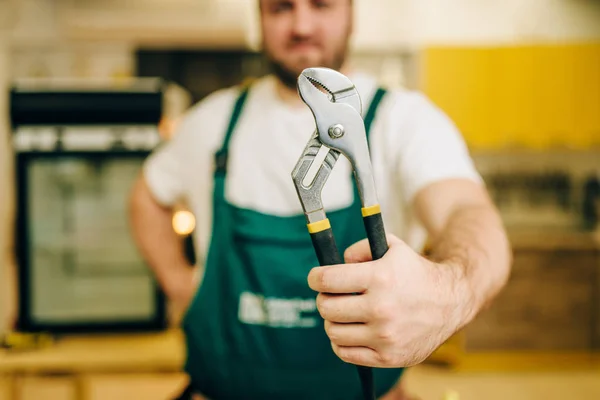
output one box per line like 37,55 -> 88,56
291,67 -> 389,400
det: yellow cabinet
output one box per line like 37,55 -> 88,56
494,45 -> 537,148
526,44 -> 600,149
524,45 -> 562,148
423,47 -> 500,149
572,44 -> 600,148
422,43 -> 600,150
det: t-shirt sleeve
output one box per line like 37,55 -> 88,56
142,89 -> 236,207
388,92 -> 484,204
142,116 -> 193,206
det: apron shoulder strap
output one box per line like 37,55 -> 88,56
214,84 -> 386,173
214,85 -> 251,174
363,87 -> 388,141
349,86 -> 387,199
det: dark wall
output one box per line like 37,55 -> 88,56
136,49 -> 270,104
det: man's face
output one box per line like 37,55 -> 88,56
259,0 -> 353,88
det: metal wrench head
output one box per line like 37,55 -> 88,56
291,132 -> 341,224
296,67 -> 379,208
297,67 -> 362,115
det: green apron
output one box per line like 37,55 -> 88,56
181,84 -> 404,399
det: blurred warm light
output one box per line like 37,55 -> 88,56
159,83 -> 192,139
158,117 -> 179,139
444,390 -> 461,400
172,210 -> 196,235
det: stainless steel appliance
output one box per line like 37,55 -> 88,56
10,78 -> 168,333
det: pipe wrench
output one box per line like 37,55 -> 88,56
291,67 -> 389,400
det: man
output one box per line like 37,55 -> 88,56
128,0 -> 512,399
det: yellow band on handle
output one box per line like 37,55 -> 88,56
361,204 -> 381,217
307,218 -> 331,234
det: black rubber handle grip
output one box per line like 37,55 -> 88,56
363,212 -> 389,261
310,227 -> 343,266
308,223 -> 375,400
357,365 -> 375,400
359,211 -> 387,400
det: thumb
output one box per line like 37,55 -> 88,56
344,238 -> 372,263
344,234 -> 403,264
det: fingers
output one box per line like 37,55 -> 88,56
317,293 -> 370,323
331,343 -> 382,368
344,238 -> 373,263
309,235 -> 408,294
308,263 -> 373,294
324,320 -> 371,346
344,235 -> 404,264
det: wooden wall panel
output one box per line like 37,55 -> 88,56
465,249 -> 598,351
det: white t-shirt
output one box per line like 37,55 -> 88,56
143,72 -> 483,270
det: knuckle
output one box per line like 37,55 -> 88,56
370,271 -> 389,288
376,351 -> 398,367
319,270 -> 331,291
316,293 -> 324,309
337,347 -> 356,364
360,269 -> 374,292
316,294 -> 330,317
371,302 -> 392,321
324,321 -> 337,340
332,344 -> 349,362
331,343 -> 344,360
376,326 -> 396,343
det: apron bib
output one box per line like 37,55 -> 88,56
181,86 -> 404,399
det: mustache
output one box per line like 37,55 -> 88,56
286,37 -> 322,48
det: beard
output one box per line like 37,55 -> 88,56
265,41 -> 349,90
267,58 -> 305,90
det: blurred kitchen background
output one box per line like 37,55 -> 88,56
0,0 -> 599,399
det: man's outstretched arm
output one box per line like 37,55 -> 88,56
307,178 -> 512,368
416,178 -> 512,320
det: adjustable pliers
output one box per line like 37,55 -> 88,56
291,67 -> 389,400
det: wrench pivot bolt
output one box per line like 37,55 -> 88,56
328,124 -> 345,138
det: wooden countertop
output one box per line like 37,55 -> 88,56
2,329 -> 600,376
0,329 -> 185,374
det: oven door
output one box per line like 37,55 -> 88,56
15,150 -> 167,333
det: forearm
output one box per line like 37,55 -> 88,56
128,175 -> 191,296
428,203 -> 512,325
